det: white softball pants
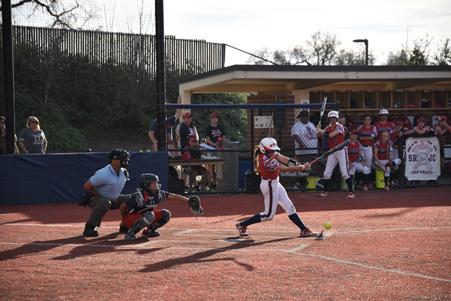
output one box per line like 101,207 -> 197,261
375,159 -> 402,177
259,177 -> 296,221
323,148 -> 350,180
361,146 -> 373,172
348,161 -> 371,176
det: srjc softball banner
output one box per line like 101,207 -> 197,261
405,137 -> 441,181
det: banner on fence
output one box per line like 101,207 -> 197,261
405,136 -> 441,181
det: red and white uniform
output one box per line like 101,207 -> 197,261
357,124 -> 377,172
323,123 -> 350,180
374,140 -> 401,177
257,152 -> 296,221
375,121 -> 395,140
347,140 -> 370,176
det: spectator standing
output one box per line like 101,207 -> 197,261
375,109 -> 395,140
148,112 -> 179,153
204,112 -> 225,189
18,116 -> 47,154
356,114 -> 377,190
205,112 -> 226,149
178,112 -> 199,152
0,116 -> 6,154
291,110 -> 318,191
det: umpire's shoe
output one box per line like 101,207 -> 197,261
83,223 -> 99,237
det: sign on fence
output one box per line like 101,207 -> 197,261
405,137 -> 441,181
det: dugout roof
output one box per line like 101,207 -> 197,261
178,65 -> 451,103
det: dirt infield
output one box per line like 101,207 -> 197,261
1,187 -> 450,300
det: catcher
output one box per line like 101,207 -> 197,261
121,173 -> 203,240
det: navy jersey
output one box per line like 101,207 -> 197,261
125,189 -> 170,213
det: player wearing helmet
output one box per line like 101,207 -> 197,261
375,109 -> 395,140
235,137 -> 317,238
317,111 -> 355,198
80,149 -> 131,237
121,173 -> 199,240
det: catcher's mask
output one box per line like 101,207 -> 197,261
109,149 -> 130,168
139,173 -> 161,196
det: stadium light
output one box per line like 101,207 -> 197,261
353,38 -> 368,66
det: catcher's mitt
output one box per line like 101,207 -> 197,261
188,195 -> 204,216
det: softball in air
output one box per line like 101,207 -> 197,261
323,221 -> 332,230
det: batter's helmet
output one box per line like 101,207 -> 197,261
139,173 -> 160,195
259,137 -> 280,154
109,149 -> 130,168
378,109 -> 389,115
327,111 -> 339,119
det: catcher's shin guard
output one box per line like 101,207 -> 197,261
149,209 -> 171,231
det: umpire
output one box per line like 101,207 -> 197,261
80,149 -> 131,237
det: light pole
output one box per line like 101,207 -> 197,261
353,38 -> 368,66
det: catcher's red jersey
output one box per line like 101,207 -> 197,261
258,152 -> 280,180
347,140 -> 361,162
325,123 -> 345,149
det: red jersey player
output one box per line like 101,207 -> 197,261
375,109 -> 395,140
374,131 -> 401,190
236,137 -> 316,238
356,114 -> 377,190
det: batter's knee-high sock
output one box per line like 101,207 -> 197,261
240,214 -> 262,227
288,213 -> 307,230
346,176 -> 354,193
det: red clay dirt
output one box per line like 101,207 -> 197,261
1,187 -> 450,300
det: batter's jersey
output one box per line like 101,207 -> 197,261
347,140 -> 362,162
258,152 -> 280,180
125,188 -> 170,213
291,121 -> 318,155
375,121 -> 395,139
357,125 -> 377,147
374,140 -> 393,160
325,123 -> 345,149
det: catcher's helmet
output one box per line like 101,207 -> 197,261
109,149 -> 130,168
378,109 -> 389,115
259,137 -> 280,154
139,173 -> 160,195
327,111 -> 339,119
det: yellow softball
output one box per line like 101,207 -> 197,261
324,221 -> 332,230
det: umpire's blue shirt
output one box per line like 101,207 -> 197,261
89,164 -> 127,200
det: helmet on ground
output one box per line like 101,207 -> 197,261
327,111 -> 339,119
139,173 -> 160,196
379,109 -> 389,115
259,137 -> 280,154
109,149 -> 130,168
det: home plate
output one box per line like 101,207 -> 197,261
221,237 -> 254,243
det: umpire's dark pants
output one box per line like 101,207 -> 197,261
87,194 -> 129,227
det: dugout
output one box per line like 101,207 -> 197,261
178,65 -> 451,153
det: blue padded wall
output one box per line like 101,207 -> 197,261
0,152 -> 168,205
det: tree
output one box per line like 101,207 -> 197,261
434,38 -> 451,65
247,31 -> 342,66
1,0 -> 94,29
334,49 -> 375,66
387,36 -> 433,66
